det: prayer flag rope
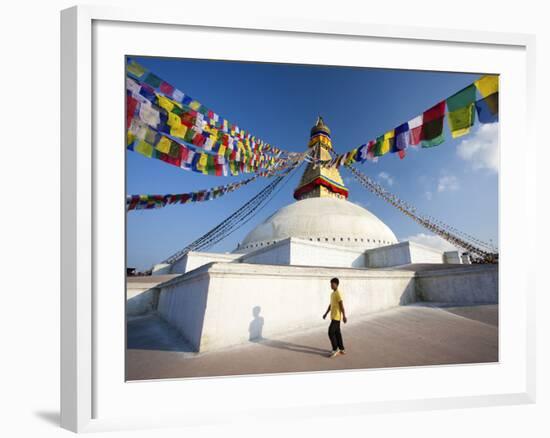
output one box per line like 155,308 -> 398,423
315,75 -> 499,168
127,77 -> 283,167
346,164 -> 498,263
126,87 -> 286,173
126,59 -> 288,158
126,156 -> 303,211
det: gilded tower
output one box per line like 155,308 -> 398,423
293,117 -> 349,200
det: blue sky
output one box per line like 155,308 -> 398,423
127,56 -> 499,271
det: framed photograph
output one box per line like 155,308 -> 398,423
61,5 -> 536,433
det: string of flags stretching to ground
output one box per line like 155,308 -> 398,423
126,154 -> 305,211
314,74 -> 499,168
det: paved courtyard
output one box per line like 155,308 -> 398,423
126,304 -> 498,381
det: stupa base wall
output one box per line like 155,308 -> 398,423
150,262 -> 497,352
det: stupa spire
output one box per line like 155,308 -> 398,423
293,117 -> 349,200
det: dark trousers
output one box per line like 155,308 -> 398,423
328,320 -> 345,351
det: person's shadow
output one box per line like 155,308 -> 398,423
248,306 -> 265,341
248,306 -> 330,357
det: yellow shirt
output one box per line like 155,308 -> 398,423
330,289 -> 343,321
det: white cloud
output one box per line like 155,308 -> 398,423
378,171 -> 394,186
403,233 -> 457,252
424,191 -> 433,201
437,175 -> 460,193
456,123 -> 499,173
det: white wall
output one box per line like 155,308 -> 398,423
416,265 -> 498,304
171,251 -> 241,274
157,262 -> 416,352
365,241 -> 444,268
237,240 -> 291,265
289,238 -> 367,268
156,269 -> 211,350
156,261 -> 499,352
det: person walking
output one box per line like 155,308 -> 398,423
322,277 -> 347,358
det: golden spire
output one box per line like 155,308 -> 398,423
294,117 -> 348,200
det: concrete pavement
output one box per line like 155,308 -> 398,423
126,304 -> 498,381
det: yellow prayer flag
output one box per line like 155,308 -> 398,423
127,61 -> 146,78
167,112 -> 181,127
189,100 -> 201,111
218,144 -> 227,157
170,123 -> 188,139
135,140 -> 154,158
380,130 -> 395,155
126,132 -> 135,146
345,149 -> 357,165
156,94 -> 175,112
198,153 -> 208,172
155,136 -> 172,154
474,75 -> 499,98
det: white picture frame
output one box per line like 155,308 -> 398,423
60,5 -> 536,433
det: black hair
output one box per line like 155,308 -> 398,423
330,277 -> 339,286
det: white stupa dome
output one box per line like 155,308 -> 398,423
235,197 -> 398,253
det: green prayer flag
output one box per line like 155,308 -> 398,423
144,73 -> 162,88
374,135 -> 385,157
421,118 -> 445,148
446,84 -> 477,138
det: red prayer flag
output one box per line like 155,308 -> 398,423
423,101 -> 446,123
126,95 -> 138,128
159,81 -> 174,96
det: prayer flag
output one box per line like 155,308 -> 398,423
446,84 -> 476,138
144,72 -> 162,88
135,140 -> 154,158
474,75 -> 499,98
408,115 -> 423,146
126,95 -> 138,129
475,92 -> 499,123
421,101 -> 445,148
155,136 -> 172,154
374,135 -> 385,157
381,130 -> 395,155
159,81 -> 174,97
126,77 -> 141,95
157,94 -> 177,113
139,104 -> 160,128
197,153 -> 208,174
170,123 -> 188,139
394,122 -> 410,151
172,89 -> 184,102
126,60 -> 146,78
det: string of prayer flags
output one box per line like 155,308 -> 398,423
316,75 -> 499,169
126,59 -> 289,158
128,126 -> 253,177
127,86 -> 284,172
127,175 -> 258,211
446,84 -> 477,138
126,77 -> 285,169
420,101 -> 446,148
